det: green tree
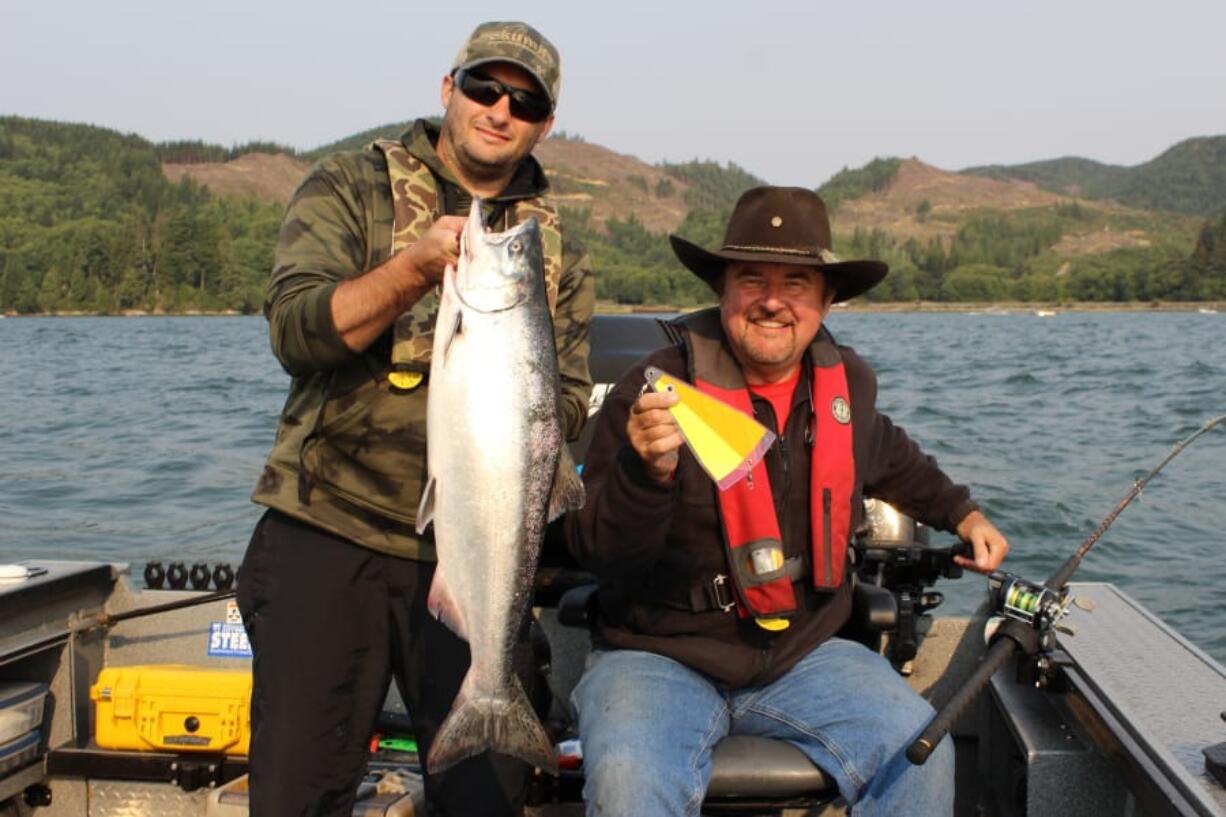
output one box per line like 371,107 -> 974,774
37,265 -> 66,312
940,264 -> 1011,301
817,158 -> 902,210
1187,213 -> 1226,298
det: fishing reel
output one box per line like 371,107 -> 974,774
984,571 -> 1075,689
906,414 -> 1225,766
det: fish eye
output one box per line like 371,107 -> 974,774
509,239 -> 522,254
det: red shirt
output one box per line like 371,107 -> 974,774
748,367 -> 801,433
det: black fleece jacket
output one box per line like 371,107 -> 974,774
565,316 -> 977,688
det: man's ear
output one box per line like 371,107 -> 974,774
440,74 -> 455,109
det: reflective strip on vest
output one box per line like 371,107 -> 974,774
696,363 -> 854,618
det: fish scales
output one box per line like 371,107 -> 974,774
417,200 -> 583,775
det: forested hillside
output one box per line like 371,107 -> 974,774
819,158 -> 1220,302
963,136 -> 1226,217
565,156 -> 767,307
0,117 -> 283,314
2,116 -> 1223,315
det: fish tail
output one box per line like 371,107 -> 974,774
427,673 -> 558,776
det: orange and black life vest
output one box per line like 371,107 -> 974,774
680,313 -> 856,620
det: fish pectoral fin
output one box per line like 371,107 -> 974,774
415,475 -> 436,535
546,445 -> 586,523
426,567 -> 469,641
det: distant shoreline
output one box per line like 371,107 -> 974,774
597,300 -> 1225,315
837,300 -> 1224,314
3,301 -> 1222,318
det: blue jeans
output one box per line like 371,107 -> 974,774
570,638 -> 953,817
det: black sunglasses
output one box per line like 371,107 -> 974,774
453,69 -> 553,124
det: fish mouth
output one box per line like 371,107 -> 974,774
452,202 -> 539,312
454,242 -> 532,313
455,282 -> 528,313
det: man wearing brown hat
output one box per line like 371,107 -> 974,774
238,21 -> 592,817
565,186 -> 1008,815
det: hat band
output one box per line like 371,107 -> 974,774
721,245 -> 842,264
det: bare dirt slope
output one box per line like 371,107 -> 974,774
163,152 -> 310,205
163,149 -> 1179,257
532,138 -> 691,233
164,139 -> 690,234
831,158 -> 1071,239
829,158 -> 1173,255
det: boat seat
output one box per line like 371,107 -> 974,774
554,581 -> 898,806
706,735 -> 834,798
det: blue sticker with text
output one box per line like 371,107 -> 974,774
207,622 -> 253,658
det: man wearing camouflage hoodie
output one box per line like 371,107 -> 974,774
237,22 -> 593,817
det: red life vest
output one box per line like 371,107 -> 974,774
695,361 -> 855,618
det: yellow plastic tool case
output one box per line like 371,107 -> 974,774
91,665 -> 252,755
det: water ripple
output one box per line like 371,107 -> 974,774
2,313 -> 1225,663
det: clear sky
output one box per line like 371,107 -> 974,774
4,0 -> 1224,187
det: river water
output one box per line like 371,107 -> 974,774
1,312 -> 1223,662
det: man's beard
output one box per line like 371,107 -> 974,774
740,335 -> 798,367
455,142 -> 516,182
440,116 -> 526,185
738,309 -> 799,366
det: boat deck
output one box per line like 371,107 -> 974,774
5,564 -> 1226,815
1061,582 -> 1226,815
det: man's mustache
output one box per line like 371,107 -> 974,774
746,308 -> 792,323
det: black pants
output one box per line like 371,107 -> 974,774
237,510 -> 538,817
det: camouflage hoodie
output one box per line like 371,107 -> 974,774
252,120 -> 594,560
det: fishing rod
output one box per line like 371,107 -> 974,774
81,562 -> 240,630
93,588 -> 237,629
907,414 -> 1226,765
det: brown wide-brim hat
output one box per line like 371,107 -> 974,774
669,186 -> 888,303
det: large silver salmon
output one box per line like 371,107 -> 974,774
416,200 -> 583,775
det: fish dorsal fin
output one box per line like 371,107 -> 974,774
644,366 -> 776,491
547,445 -> 586,522
415,474 -> 436,535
